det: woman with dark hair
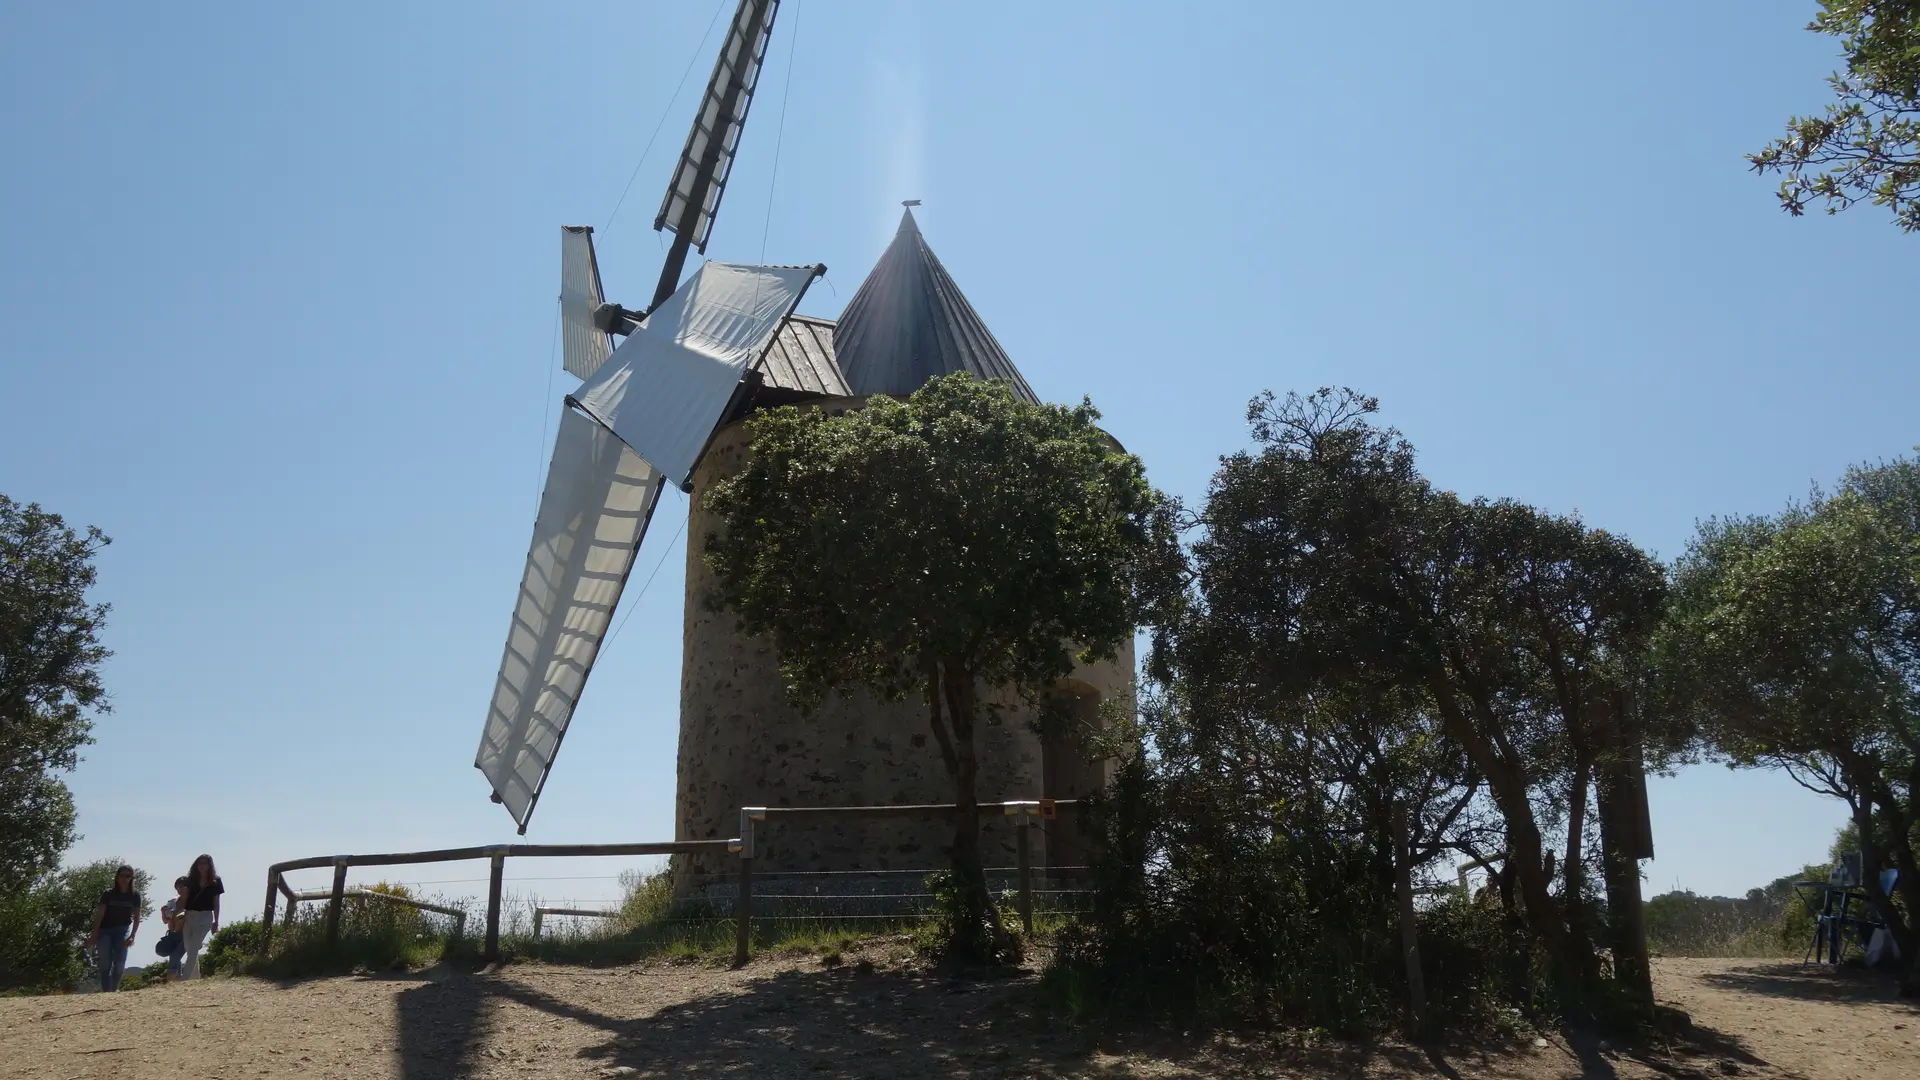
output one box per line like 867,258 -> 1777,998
84,866 -> 141,992
180,853 -> 223,980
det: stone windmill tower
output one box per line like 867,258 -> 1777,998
672,207 -> 1132,889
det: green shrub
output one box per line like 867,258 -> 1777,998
1043,753 -> 1558,1038
617,866 -> 675,929
0,859 -> 161,993
253,906 -> 465,979
200,919 -> 266,976
0,884 -> 79,992
910,870 -> 1022,966
1643,864 -> 1824,959
1417,895 -> 1551,1032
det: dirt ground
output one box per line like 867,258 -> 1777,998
4,950 -> 1915,1080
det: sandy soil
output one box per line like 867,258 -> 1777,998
4,950 -> 1915,1079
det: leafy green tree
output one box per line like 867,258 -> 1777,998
44,859 -> 154,938
1171,389 -> 1667,1016
1080,388 -> 1670,1029
703,373 -> 1166,961
0,882 -> 72,990
0,859 -> 152,991
1138,388 -> 1493,1028
1467,499 -> 1672,1006
1,495 -> 112,883
1662,455 -> 1920,992
1749,1 -> 1920,231
1827,816 -> 1920,866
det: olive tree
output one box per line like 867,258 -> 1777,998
1662,456 -> 1920,993
702,373 -> 1166,960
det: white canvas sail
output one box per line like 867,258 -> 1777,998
560,226 -> 613,380
475,407 -> 664,830
571,261 -> 821,486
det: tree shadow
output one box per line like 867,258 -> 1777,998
390,958 -> 1512,1079
469,962 -> 1650,1079
1560,1028 -> 1621,1080
1410,1017 -> 1778,1080
375,957 -> 1815,1079
505,963 -> 1098,1077
1697,962 -> 1920,1011
394,967 -> 493,1080
1553,1010 -> 1784,1080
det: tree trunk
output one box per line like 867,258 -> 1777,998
1428,675 -> 1602,1013
1851,792 -> 1920,995
1392,803 -> 1428,1039
1596,755 -> 1652,1010
1563,757 -> 1597,970
939,662 -> 1006,961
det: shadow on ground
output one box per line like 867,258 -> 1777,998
497,964 -> 1094,1078
394,969 -> 494,1080
384,959 -> 1460,1079
375,958 -> 1788,1080
1698,963 -> 1920,1011
1557,1021 -> 1776,1080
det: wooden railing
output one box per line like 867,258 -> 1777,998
282,887 -> 471,938
260,839 -> 738,962
531,906 -> 619,937
260,798 -> 1081,968
734,799 -> 1078,957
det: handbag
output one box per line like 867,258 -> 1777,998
155,931 -> 180,957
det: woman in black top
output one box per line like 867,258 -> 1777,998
180,853 -> 223,980
85,866 -> 141,992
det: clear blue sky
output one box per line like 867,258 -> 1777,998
3,1 -> 1911,914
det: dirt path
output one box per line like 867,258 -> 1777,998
1650,958 -> 1919,1080
3,950 -> 1913,1079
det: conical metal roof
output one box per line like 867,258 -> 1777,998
831,209 -> 1037,403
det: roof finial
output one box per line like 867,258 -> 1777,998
902,199 -> 921,207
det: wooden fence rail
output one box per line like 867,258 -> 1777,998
259,798 -> 1081,969
282,887 -> 472,939
740,799 -> 1080,949
531,907 -> 620,937
259,839 -> 737,962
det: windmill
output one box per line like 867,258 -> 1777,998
473,0 -> 822,833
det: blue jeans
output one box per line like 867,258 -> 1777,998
166,931 -> 185,977
97,932 -> 130,992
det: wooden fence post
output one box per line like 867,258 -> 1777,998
732,857 -> 754,968
1015,809 -> 1035,935
484,853 -> 506,962
532,910 -> 543,939
324,862 -> 349,949
259,873 -> 280,957
732,810 -> 759,969
1392,804 -> 1427,1038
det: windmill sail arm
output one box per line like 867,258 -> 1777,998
475,408 -> 665,830
651,0 -> 781,306
560,226 -> 615,379
573,260 -> 823,488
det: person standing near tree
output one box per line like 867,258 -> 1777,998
83,866 -> 141,992
180,854 -> 222,980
